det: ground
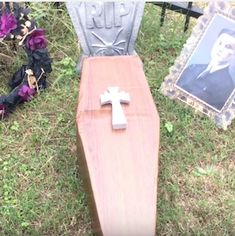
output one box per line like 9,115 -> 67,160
0,3 -> 234,236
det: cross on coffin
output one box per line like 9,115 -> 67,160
101,87 -> 130,129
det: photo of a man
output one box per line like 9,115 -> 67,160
176,28 -> 235,111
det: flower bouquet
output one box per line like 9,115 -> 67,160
0,2 -> 52,119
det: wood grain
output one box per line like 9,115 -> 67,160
76,55 -> 160,236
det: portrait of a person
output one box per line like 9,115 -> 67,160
176,28 -> 235,111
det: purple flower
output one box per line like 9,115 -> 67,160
26,29 -> 48,51
0,13 -> 17,38
18,85 -> 36,101
0,104 -> 6,119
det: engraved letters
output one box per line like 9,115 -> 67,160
85,2 -> 130,29
114,2 -> 130,27
85,3 -> 103,29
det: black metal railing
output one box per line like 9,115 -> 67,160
149,2 -> 203,32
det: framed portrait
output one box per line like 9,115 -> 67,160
161,2 -> 235,130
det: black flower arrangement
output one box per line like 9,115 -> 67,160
0,2 -> 52,119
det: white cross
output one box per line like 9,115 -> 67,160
100,87 -> 130,130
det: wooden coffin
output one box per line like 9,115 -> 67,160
76,55 -> 160,235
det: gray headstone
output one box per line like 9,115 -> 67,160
66,1 -> 145,57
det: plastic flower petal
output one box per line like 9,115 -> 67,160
26,29 -> 48,51
0,104 -> 6,119
18,85 -> 36,101
0,13 -> 17,38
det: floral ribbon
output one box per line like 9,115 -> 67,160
0,2 -> 52,119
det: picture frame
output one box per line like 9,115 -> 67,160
161,2 -> 235,130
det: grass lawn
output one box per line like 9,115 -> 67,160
0,3 -> 235,235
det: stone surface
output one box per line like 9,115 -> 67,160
66,1 -> 145,56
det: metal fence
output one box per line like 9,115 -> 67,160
55,2 -> 203,32
149,2 -> 203,31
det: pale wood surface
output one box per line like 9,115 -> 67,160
77,55 -> 160,236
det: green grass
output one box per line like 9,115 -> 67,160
0,3 -> 235,235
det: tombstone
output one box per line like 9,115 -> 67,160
66,1 -> 145,70
66,2 -> 160,235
